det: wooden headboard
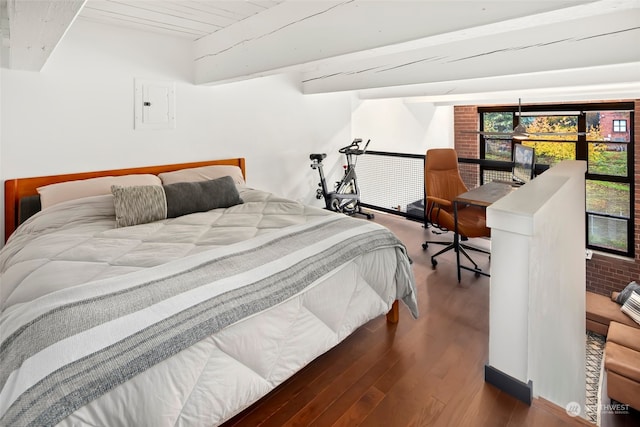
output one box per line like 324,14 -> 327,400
4,158 -> 246,243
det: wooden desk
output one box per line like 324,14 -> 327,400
456,181 -> 515,207
453,181 -> 515,281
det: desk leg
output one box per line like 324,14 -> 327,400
454,201 -> 461,282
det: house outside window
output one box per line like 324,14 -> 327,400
479,102 -> 634,257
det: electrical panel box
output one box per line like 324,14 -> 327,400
134,79 -> 175,130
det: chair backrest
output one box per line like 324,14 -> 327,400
424,148 -> 489,238
424,148 -> 468,206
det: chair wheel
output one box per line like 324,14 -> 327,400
431,258 -> 438,268
474,269 -> 482,278
422,243 -> 428,250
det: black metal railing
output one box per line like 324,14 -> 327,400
357,151 -> 425,220
357,150 -> 548,221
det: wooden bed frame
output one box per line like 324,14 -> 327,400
4,158 -> 246,243
2,156 -> 400,323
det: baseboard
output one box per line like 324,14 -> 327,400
484,364 -> 533,405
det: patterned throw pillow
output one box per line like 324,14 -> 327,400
621,291 -> 640,326
111,185 -> 167,227
615,281 -> 640,304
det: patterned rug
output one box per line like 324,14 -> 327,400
586,331 -> 606,424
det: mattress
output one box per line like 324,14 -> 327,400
0,187 -> 417,426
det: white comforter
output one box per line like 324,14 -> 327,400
0,188 -> 417,426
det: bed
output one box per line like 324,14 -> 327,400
0,158 -> 418,427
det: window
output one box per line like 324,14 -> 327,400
479,102 -> 634,257
613,119 -> 627,132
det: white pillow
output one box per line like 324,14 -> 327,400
37,174 -> 162,209
158,165 -> 245,186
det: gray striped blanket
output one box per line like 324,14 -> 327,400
0,215 -> 417,426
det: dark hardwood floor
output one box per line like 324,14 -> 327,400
223,212 -> 637,427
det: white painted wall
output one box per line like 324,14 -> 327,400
1,19 -> 459,245
487,160 -> 587,416
0,20 -> 357,240
351,98 -> 453,154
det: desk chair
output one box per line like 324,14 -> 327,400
422,148 -> 490,274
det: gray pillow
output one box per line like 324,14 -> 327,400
615,281 -> 640,304
163,175 -> 243,219
111,185 -> 167,227
18,195 -> 42,225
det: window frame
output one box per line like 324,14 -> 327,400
478,101 -> 635,258
613,119 -> 627,133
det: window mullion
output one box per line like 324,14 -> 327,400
576,112 -> 588,161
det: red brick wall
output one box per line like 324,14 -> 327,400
454,106 -> 480,189
453,100 -> 640,297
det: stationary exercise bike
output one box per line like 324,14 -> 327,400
310,138 -> 374,219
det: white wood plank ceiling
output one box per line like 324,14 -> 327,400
2,0 -> 640,101
78,0 -> 284,40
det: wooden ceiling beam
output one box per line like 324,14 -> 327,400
7,0 -> 86,71
193,0 -> 640,92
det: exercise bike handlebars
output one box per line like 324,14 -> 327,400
309,139 -> 369,162
338,138 -> 370,156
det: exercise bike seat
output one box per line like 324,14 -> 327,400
310,153 -> 327,161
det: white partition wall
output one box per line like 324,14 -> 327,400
486,160 -> 587,416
